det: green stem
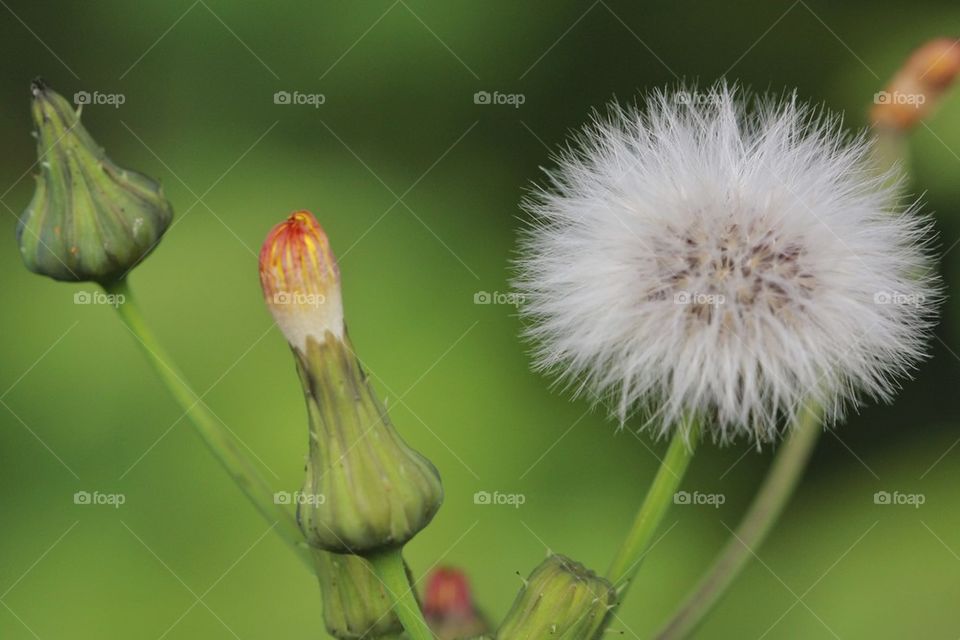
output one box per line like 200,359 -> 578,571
607,419 -> 700,594
654,406 -> 822,639
870,126 -> 909,182
368,547 -> 434,640
103,278 -> 312,569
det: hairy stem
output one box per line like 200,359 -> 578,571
607,419 -> 700,598
103,278 -> 311,568
368,547 -> 434,640
654,405 -> 822,639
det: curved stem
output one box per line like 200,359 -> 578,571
368,547 -> 434,640
607,419 -> 700,595
103,278 -> 312,568
654,405 -> 822,639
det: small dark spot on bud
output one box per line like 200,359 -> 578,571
30,77 -> 48,98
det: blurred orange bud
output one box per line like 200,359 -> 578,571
258,210 -> 343,350
871,38 -> 960,131
424,567 -> 489,640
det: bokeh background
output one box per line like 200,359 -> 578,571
1,1 -> 959,638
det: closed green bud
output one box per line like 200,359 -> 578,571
498,555 -> 616,640
312,549 -> 404,639
17,79 -> 173,283
259,211 -> 443,554
294,334 -> 443,553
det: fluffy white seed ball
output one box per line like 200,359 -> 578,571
515,84 -> 939,444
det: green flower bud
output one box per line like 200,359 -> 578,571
312,549 -> 404,639
497,555 -> 616,640
17,79 -> 173,283
294,334 -> 443,554
259,211 -> 443,554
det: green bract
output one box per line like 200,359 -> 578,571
498,554 -> 616,640
17,79 -> 173,283
312,549 -> 404,639
295,333 -> 443,554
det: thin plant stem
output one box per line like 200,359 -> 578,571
870,126 -> 909,185
368,547 -> 434,640
102,278 -> 312,568
607,418 -> 700,594
654,405 -> 822,639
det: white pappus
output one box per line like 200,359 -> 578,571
515,83 -> 940,444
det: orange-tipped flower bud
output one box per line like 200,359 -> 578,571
259,210 -> 343,351
424,567 -> 490,640
259,210 -> 443,555
871,38 -> 960,131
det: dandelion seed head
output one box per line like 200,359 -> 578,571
515,83 -> 939,444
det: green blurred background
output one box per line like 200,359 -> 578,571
1,1 -> 959,638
